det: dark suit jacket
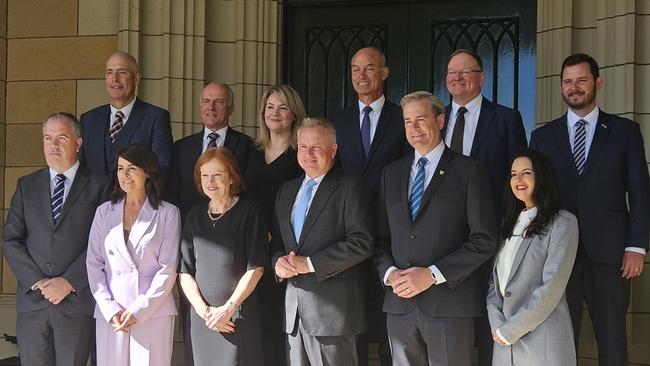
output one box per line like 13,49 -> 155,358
79,97 -> 173,176
270,168 -> 375,336
530,110 -> 650,262
374,148 -> 498,317
167,127 -> 253,221
3,166 -> 109,314
330,99 -> 411,196
443,97 -> 527,217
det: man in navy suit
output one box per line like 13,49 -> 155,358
167,82 -> 253,366
330,47 -> 410,366
443,49 -> 527,366
79,52 -> 173,177
530,53 -> 649,365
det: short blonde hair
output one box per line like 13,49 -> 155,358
400,91 -> 445,116
297,117 -> 337,145
256,85 -> 306,149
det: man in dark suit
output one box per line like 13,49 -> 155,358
166,82 -> 253,366
375,91 -> 497,366
530,53 -> 649,366
271,117 -> 374,366
330,47 -> 410,365
443,49 -> 527,365
3,112 -> 109,366
79,52 -> 173,177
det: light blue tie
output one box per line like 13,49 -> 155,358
51,174 -> 66,224
293,179 -> 317,242
409,157 -> 428,220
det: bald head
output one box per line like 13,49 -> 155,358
351,47 -> 389,105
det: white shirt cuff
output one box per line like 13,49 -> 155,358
383,266 -> 398,285
625,247 -> 646,255
306,257 -> 315,273
428,265 -> 446,285
495,328 -> 511,345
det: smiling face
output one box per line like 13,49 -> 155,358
510,157 -> 536,209
446,52 -> 485,105
199,158 -> 233,201
264,92 -> 295,134
200,83 -> 234,131
403,99 -> 445,155
297,126 -> 337,178
116,157 -> 148,195
105,54 -> 140,109
351,48 -> 389,104
43,117 -> 82,173
561,62 -> 601,116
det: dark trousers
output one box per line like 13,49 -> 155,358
16,306 -> 93,366
566,255 -> 630,365
358,259 -> 391,366
258,269 -> 288,366
287,316 -> 358,366
180,292 -> 194,366
475,261 -> 494,366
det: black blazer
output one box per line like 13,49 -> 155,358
3,166 -> 109,314
330,99 -> 411,196
270,168 -> 374,336
443,97 -> 527,217
167,127 -> 253,221
79,97 -> 173,176
374,148 -> 498,317
530,110 -> 650,262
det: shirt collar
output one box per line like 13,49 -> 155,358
414,139 -> 445,164
567,106 -> 599,128
358,95 -> 386,114
203,125 -> 229,142
452,94 -> 482,115
49,160 -> 80,183
110,97 -> 137,121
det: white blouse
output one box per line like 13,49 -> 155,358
497,207 -> 538,296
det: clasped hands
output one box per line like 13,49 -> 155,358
111,310 -> 137,332
387,267 -> 436,298
35,277 -> 74,305
198,303 -> 236,333
274,251 -> 310,279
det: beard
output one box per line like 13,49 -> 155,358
562,88 -> 597,110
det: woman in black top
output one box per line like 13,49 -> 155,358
244,84 -> 306,365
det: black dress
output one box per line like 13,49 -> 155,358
180,198 -> 268,366
243,148 -> 302,366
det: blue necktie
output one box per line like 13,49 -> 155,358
573,119 -> 587,174
361,106 -> 372,158
51,174 -> 66,224
409,157 -> 428,220
293,179 -> 317,242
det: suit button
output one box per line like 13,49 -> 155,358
409,233 -> 416,240
46,262 -> 51,267
504,291 -> 511,297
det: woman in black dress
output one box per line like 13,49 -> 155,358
244,84 -> 306,365
179,147 -> 268,366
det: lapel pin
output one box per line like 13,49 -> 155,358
600,123 -> 607,128
108,249 -> 114,255
439,170 -> 445,175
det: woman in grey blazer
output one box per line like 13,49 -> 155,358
487,149 -> 578,366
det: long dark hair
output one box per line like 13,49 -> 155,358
501,149 -> 560,239
110,144 -> 163,209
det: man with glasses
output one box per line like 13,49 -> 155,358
443,49 -> 527,366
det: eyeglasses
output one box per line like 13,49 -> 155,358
446,69 -> 483,77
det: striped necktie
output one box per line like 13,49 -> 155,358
207,132 -> 219,149
110,110 -> 125,143
51,174 -> 66,224
573,119 -> 587,174
409,157 -> 428,220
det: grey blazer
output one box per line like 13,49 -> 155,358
270,168 -> 375,336
487,210 -> 578,366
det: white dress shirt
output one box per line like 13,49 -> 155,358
444,94 -> 483,156
496,207 -> 537,296
109,97 -> 136,127
383,140 -> 448,285
357,95 -> 385,144
291,173 -> 327,273
202,125 -> 229,152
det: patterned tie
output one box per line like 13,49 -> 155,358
110,110 -> 125,143
51,174 -> 66,224
409,157 -> 428,220
293,179 -> 317,243
573,119 -> 587,174
450,106 -> 467,154
207,132 -> 219,149
361,106 -> 372,158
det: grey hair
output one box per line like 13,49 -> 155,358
43,112 -> 81,138
297,117 -> 337,145
400,91 -> 445,116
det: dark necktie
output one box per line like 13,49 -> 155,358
361,106 -> 372,158
450,106 -> 468,154
207,132 -> 219,149
409,157 -> 428,220
51,174 -> 66,224
573,119 -> 587,174
110,110 -> 124,143
293,179 -> 317,243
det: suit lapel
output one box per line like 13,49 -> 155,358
55,167 -> 89,227
114,98 -> 145,146
224,128 -> 241,154
110,201 -> 136,265
298,170 -> 339,245
470,99 -> 496,158
365,102 -> 392,168
506,236 -> 534,285
399,155 -> 413,218
37,169 -> 55,228
128,199 -> 157,249
443,105 -> 452,140
415,148 -> 453,221
281,176 -> 303,251
581,110 -> 610,177
550,115 -> 578,175
343,105 -> 367,166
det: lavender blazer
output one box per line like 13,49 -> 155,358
86,199 -> 180,324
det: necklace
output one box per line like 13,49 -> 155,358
206,197 -> 237,227
206,210 -> 224,227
